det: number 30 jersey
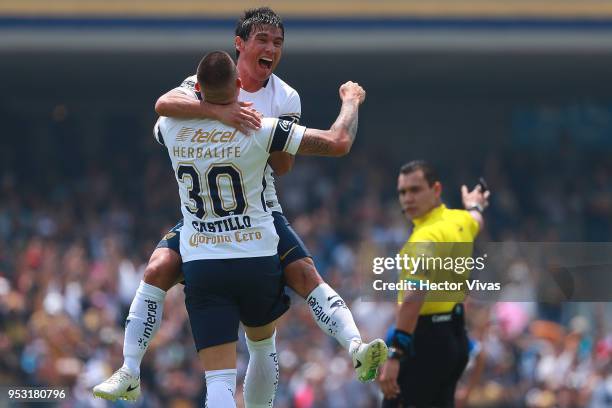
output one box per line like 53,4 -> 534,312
175,74 -> 301,213
155,116 -> 305,261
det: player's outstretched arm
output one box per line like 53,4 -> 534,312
155,89 -> 261,134
297,81 -> 365,157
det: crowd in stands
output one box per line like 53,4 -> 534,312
1,108 -> 611,407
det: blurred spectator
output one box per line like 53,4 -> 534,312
1,99 -> 611,406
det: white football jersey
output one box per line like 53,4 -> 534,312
176,74 -> 301,213
155,116 -> 305,261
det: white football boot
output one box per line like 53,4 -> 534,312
93,367 -> 140,401
351,338 -> 388,382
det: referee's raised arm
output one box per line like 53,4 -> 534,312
462,182 -> 491,230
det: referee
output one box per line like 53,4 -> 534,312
377,160 -> 490,407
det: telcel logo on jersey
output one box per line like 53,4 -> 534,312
191,128 -> 238,143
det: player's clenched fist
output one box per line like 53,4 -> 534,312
339,81 -> 366,104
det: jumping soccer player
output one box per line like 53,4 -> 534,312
158,51 -> 367,407
93,7 -> 386,403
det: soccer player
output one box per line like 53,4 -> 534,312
159,51 -> 366,407
93,7 -> 387,402
377,160 -> 490,407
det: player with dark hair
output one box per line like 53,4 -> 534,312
93,7 -> 386,403
377,160 -> 490,407
157,50 -> 367,407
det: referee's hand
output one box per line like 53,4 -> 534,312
377,359 -> 401,399
461,184 -> 490,211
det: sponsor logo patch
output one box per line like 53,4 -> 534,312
307,296 -> 331,324
137,299 -> 158,350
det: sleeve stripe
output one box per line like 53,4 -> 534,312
260,165 -> 268,212
283,124 -> 296,153
265,119 -> 276,153
156,126 -> 165,146
270,120 -> 291,153
153,121 -> 165,146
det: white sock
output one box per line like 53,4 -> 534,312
243,331 -> 279,408
122,280 -> 166,376
205,369 -> 237,408
306,283 -> 362,353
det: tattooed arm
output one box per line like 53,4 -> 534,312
297,81 -> 365,157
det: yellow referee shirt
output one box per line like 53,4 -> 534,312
397,204 -> 480,315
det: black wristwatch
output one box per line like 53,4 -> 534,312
466,204 -> 485,213
388,347 -> 404,361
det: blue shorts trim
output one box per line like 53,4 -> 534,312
272,211 -> 312,269
155,220 -> 182,254
183,256 -> 290,351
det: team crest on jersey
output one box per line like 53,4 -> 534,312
278,119 -> 292,133
163,232 -> 176,240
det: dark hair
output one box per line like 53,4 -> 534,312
399,160 -> 439,186
235,7 -> 284,58
196,51 -> 237,103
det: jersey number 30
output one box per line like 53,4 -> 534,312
177,164 -> 247,218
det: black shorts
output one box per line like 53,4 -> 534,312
183,255 -> 290,351
155,212 -> 311,269
271,211 -> 312,269
382,304 -> 469,408
155,219 -> 183,252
